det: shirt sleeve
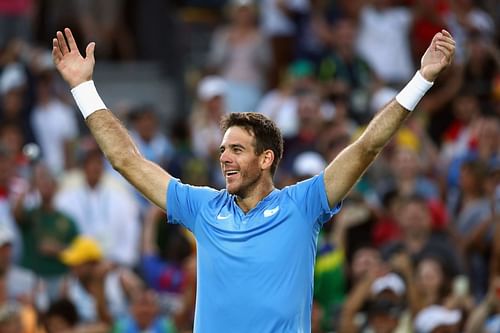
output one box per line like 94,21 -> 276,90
284,172 -> 342,226
166,179 -> 219,232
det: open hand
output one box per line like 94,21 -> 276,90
419,29 -> 455,82
52,28 -> 95,88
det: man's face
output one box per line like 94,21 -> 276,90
83,153 -> 104,187
219,126 -> 265,197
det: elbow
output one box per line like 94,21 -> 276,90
108,149 -> 141,173
355,139 -> 381,161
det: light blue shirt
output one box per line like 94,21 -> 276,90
167,173 -> 341,332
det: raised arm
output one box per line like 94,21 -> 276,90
52,28 -> 171,209
324,30 -> 455,207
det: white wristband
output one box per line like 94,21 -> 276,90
395,71 -> 433,111
71,80 -> 107,119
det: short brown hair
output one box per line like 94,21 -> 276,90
220,112 -> 283,176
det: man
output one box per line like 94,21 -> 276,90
52,27 -> 455,332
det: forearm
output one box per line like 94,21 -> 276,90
465,301 -> 491,333
357,100 -> 410,156
339,277 -> 373,333
85,110 -> 142,171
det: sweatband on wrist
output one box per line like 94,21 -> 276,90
71,80 -> 107,119
395,71 -> 434,111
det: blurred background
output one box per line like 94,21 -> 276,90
0,0 -> 498,332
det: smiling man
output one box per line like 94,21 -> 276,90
52,27 -> 455,332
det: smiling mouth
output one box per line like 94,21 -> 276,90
225,171 -> 239,177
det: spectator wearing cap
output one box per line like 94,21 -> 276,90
339,271 -> 411,333
278,150 -> 326,187
59,236 -> 142,325
190,75 -> 226,160
0,62 -> 37,155
207,0 -> 271,114
414,305 -> 461,333
12,163 -> 78,301
55,143 -> 140,267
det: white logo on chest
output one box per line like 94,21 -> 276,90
263,206 -> 280,217
216,213 -> 232,220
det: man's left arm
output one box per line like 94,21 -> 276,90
324,30 -> 455,207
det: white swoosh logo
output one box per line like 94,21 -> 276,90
263,206 -> 279,217
217,213 -> 232,220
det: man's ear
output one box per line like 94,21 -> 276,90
260,149 -> 275,172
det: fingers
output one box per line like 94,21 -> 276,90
436,40 -> 454,54
52,38 -> 63,63
56,30 -> 69,55
64,28 -> 81,54
85,42 -> 96,61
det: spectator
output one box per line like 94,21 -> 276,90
190,75 -> 226,160
12,163 -> 79,301
0,224 -> 39,306
59,236 -> 142,325
30,70 -> 79,175
355,0 -> 414,86
140,205 -> 193,314
259,0 -> 309,88
112,288 -> 178,333
127,105 -> 174,213
465,277 -> 500,333
208,0 -> 271,113
55,144 -> 140,267
339,271 -> 411,333
0,144 -> 25,262
42,298 -> 79,333
382,195 -> 462,277
318,17 -> 376,123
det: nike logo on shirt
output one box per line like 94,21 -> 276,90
263,206 -> 280,217
217,213 -> 232,220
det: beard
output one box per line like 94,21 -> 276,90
227,168 -> 263,198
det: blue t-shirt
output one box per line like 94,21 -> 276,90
167,173 -> 341,333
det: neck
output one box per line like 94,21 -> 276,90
235,179 -> 275,213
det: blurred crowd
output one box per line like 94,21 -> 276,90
0,0 -> 499,332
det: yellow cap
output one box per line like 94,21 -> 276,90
60,236 -> 103,266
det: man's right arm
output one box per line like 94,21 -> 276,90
85,110 -> 171,209
52,28 -> 171,210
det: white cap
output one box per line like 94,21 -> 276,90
0,63 -> 27,95
293,151 -> 326,177
197,76 -> 227,101
371,273 -> 406,296
0,225 -> 14,247
414,305 -> 461,333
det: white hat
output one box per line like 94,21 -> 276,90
197,76 -> 227,101
0,225 -> 14,247
293,151 -> 326,177
371,273 -> 406,296
0,63 -> 27,95
414,305 -> 461,333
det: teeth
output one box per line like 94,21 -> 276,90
226,171 -> 238,176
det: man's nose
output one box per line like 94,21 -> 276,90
220,150 -> 231,163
